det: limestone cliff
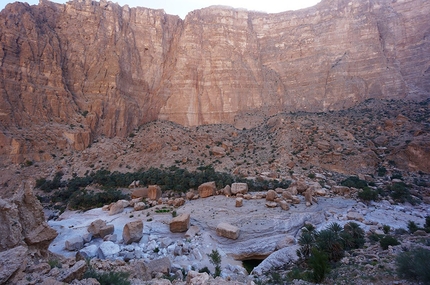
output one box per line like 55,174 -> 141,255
0,0 -> 429,159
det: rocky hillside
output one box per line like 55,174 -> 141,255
0,0 -> 429,160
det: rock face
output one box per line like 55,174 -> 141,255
0,246 -> 28,284
0,182 -> 57,253
1,0 -> 429,162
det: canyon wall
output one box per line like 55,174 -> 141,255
0,0 -> 429,157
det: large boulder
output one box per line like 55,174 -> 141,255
198,182 -> 216,198
109,200 -> 125,215
235,197 -> 243,207
147,257 -> 171,277
57,260 -> 87,283
252,246 -> 299,276
223,185 -> 232,196
0,246 -> 27,284
123,220 -> 143,244
87,219 -> 106,237
99,224 -> 114,238
98,241 -> 120,259
65,236 -> 84,251
24,223 -> 58,246
169,213 -> 190,233
216,222 -> 240,240
131,188 -> 149,199
231,183 -> 248,195
77,244 -> 98,259
134,202 -> 146,211
266,190 -> 277,201
186,271 -> 210,285
148,185 -> 162,200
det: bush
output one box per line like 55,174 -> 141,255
382,225 -> 391,234
396,248 -> 430,284
308,248 -> 330,283
83,267 -> 130,285
207,249 -> 222,277
380,235 -> 400,250
407,220 -> 419,234
340,176 -> 368,189
377,166 -> 387,177
358,187 -> 378,201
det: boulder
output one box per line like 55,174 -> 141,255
148,185 -> 162,200
65,236 -> 84,251
216,222 -> 240,240
285,186 -> 298,195
109,201 -> 124,215
333,186 -> 351,197
347,211 -> 364,222
282,190 -> 293,200
77,244 -> 98,259
279,201 -> 290,211
305,188 -> 313,207
99,224 -> 114,238
198,182 -> 216,198
252,246 -> 299,276
123,220 -> 143,244
223,185 -> 232,196
131,188 -> 148,199
231,183 -> 248,195
291,195 -> 301,204
235,197 -> 243,207
292,179 -> 308,194
87,219 -> 106,237
98,241 -> 120,259
186,270 -> 210,285
185,225 -> 200,238
147,257 -> 171,277
129,198 -> 142,207
211,146 -> 226,156
173,198 -> 185,207
186,191 -> 195,200
0,246 -> 27,284
169,213 -> 190,233
134,202 -> 146,211
265,202 -> 278,208
24,223 -> 58,245
58,260 -> 87,283
266,190 -> 277,201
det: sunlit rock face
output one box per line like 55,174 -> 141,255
0,0 -> 429,142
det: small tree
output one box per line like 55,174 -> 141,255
207,249 -> 222,277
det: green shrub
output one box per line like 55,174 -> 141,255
382,225 -> 391,234
407,220 -> 419,234
308,248 -> 330,283
358,187 -> 378,201
83,267 -> 130,285
207,249 -> 222,277
340,176 -> 368,189
377,166 -> 387,177
198,267 -> 210,274
396,248 -> 430,284
380,235 -> 400,250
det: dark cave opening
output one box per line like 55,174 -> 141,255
242,259 -> 264,274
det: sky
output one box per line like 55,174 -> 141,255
1,0 -> 321,18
